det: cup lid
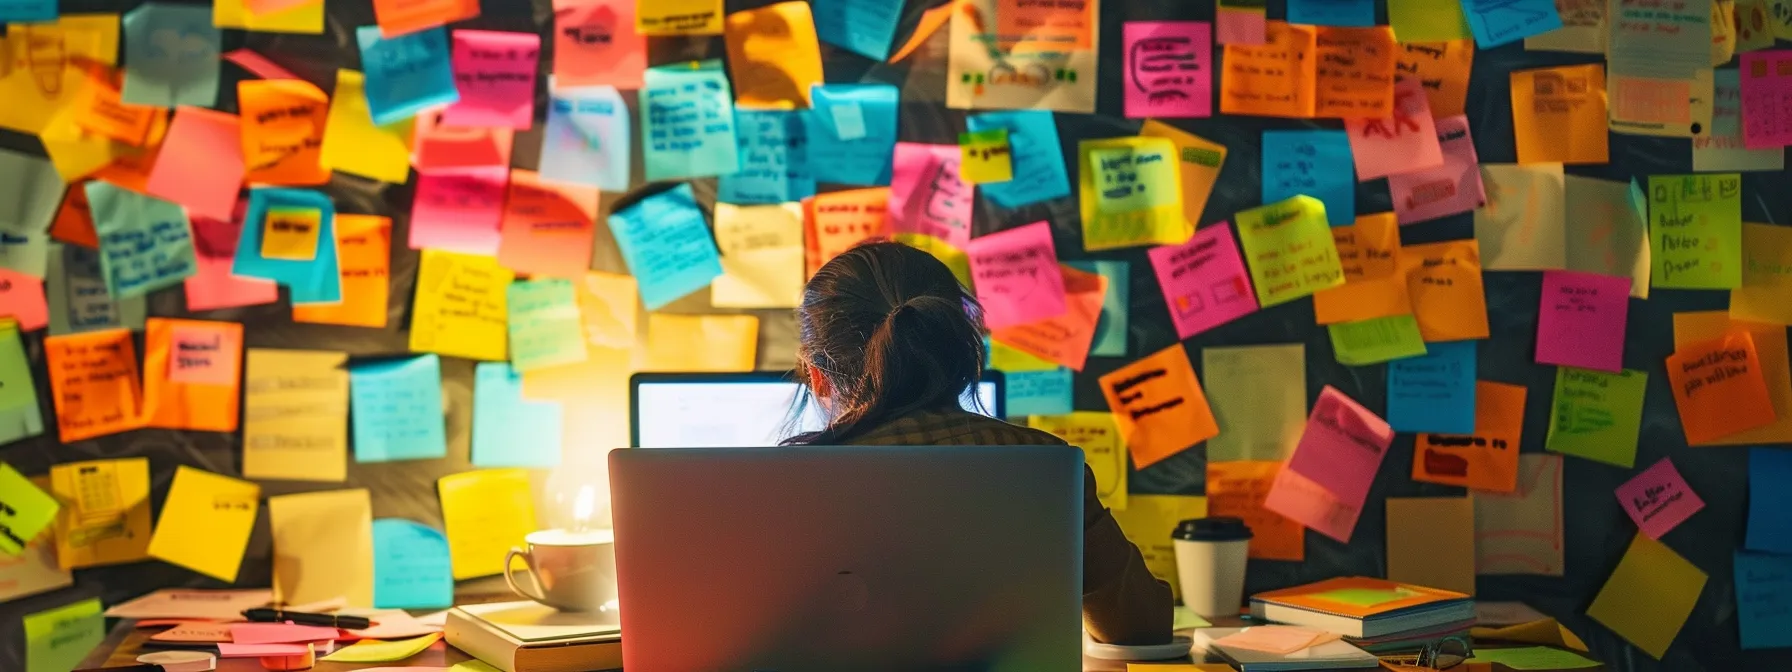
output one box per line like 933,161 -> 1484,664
1172,516 -> 1252,542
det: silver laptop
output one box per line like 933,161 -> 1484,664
609,445 -> 1085,671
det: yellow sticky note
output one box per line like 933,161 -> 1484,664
0,464 -> 59,556
323,633 -> 442,662
1671,312 -> 1792,445
410,249 -> 512,362
213,0 -> 325,34
958,129 -> 1014,184
1139,121 -> 1226,228
49,458 -> 151,570
638,0 -> 721,35
1112,495 -> 1206,600
1203,344 -> 1306,462
893,232 -> 973,289
1586,533 -> 1707,659
438,469 -> 536,580
1028,412 -> 1129,511
989,340 -> 1058,372
1078,136 -> 1189,252
641,314 -> 758,372
146,466 -> 259,582
291,215 -> 393,328
269,489 -> 373,606
1235,195 -> 1346,307
24,597 -> 104,672
260,207 -> 322,261
712,203 -> 804,309
575,272 -> 640,350
0,15 -> 121,135
242,349 -> 350,482
1731,223 -> 1792,326
723,1 -> 824,108
319,70 -> 414,184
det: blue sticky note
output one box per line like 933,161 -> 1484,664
609,184 -> 723,311
372,519 -> 455,609
1462,0 -> 1564,48
0,0 -> 54,23
1287,0 -> 1376,27
540,84 -> 631,193
350,355 -> 448,463
1067,260 -> 1128,358
1006,368 -> 1074,418
1387,340 -> 1476,434
472,363 -> 563,468
121,4 -> 221,107
84,182 -> 197,300
642,61 -> 741,181
357,26 -> 461,126
813,0 -> 901,60
1263,130 -> 1355,226
806,84 -> 899,186
232,188 -> 341,305
719,109 -> 816,205
1738,551 -> 1792,649
966,110 -> 1072,208
1748,448 -> 1792,554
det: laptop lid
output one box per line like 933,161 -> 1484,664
628,371 -> 1007,448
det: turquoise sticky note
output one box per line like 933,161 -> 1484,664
806,84 -> 899,186
357,26 -> 461,126
350,355 -> 448,463
372,519 -> 455,609
121,4 -> 221,107
540,85 -> 630,193
1288,0 -> 1376,26
1263,130 -> 1355,226
1462,0 -> 1564,48
507,279 -> 587,372
1067,260 -> 1129,358
0,0 -> 53,23
609,184 -> 723,311
813,0 -> 901,60
472,363 -> 563,468
1748,448 -> 1792,554
46,244 -> 148,336
642,61 -> 740,181
1006,368 -> 1074,418
25,598 -> 103,672
1387,340 -> 1476,435
1738,550 -> 1792,649
720,109 -> 816,204
233,188 -> 341,305
0,322 -> 44,446
967,111 -> 1072,209
85,182 -> 197,300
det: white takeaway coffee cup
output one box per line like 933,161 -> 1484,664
1171,517 -> 1253,618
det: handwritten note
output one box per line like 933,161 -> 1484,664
497,171 -> 598,279
143,318 -> 243,432
438,469 -> 537,579
1388,340 -> 1477,435
540,84 -> 630,192
1402,240 -> 1491,342
472,363 -> 563,467
1616,457 -> 1705,540
1674,312 -> 1792,446
1736,550 -> 1792,649
47,245 -> 146,336
350,355 -> 448,462
1667,330 -> 1778,444
812,0 -> 900,59
1649,173 -> 1744,289
1527,0 -> 1607,52
1329,314 -> 1428,365
968,111 -> 1071,208
1137,122 -> 1226,230
320,70 -> 416,184
508,279 -> 587,372
1510,64 -> 1609,165
808,84 -> 900,186
1262,130 -> 1354,225
1413,381 -> 1526,492
0,464 -> 56,557
372,519 -> 454,609
145,467 -> 258,582
638,0 -> 721,35
1696,69 -> 1785,172
1346,77 -> 1442,180
1236,196 -> 1345,307
1397,41 -> 1474,118
1219,21 -> 1317,118
1389,116 -> 1483,225
1315,26 -> 1397,118
1025,414 -> 1129,513
44,329 -> 141,442
234,188 -> 341,304
1122,21 -> 1211,119
720,110 -> 815,204
1269,386 -> 1393,543
268,489 -> 373,605
120,4 -> 218,107
1149,224 -> 1257,339
1314,214 -> 1409,325
1475,163 -> 1567,270
1536,270 -> 1630,372
1207,461 -> 1303,561
1204,344 -> 1305,463
237,79 -> 330,185
1587,533 -> 1707,659
85,183 -> 195,300
553,0 -> 646,88
0,16 -> 120,136
1741,50 -> 1792,148
48,458 -> 152,570
944,0 -> 1099,113
1078,137 -> 1187,251
804,187 -> 889,277
442,31 -> 539,129
242,349 -> 349,482
292,215 -> 390,328
1731,223 -> 1792,325
958,129 -> 1013,184
410,250 -> 512,361
608,184 -> 723,311
1003,368 -> 1073,417
1548,367 -> 1647,468
356,26 -> 461,126
967,222 -> 1067,330
411,167 -> 508,255
642,61 -> 740,180
1463,0 -> 1565,46
24,598 -> 103,672
371,0 -> 477,37
890,143 -> 975,248
989,264 -> 1106,371
1475,454 -> 1564,575
712,203 -> 804,309
1097,344 -> 1218,469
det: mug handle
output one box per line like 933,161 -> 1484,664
504,547 -> 547,602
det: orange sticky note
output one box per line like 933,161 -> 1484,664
1138,121 -> 1228,228
803,187 -> 889,278
72,67 -> 164,147
51,187 -> 98,249
553,0 -> 647,89
496,171 -> 599,279
1098,344 -> 1218,470
142,319 -> 243,433
1315,26 -> 1397,118
1207,460 -> 1305,561
1314,213 -> 1410,325
374,0 -> 479,37
44,329 -> 143,442
723,1 -> 824,109
293,215 -> 392,329
1666,331 -> 1778,445
238,80 -> 330,185
87,114 -> 169,194
1397,41 -> 1475,119
1671,312 -> 1792,445
888,0 -> 959,63
1219,21 -> 1317,118
1413,381 -> 1526,493
411,111 -> 515,170
1401,239 -> 1489,342
1510,64 -> 1610,165
990,265 -> 1107,372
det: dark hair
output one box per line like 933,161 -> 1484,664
784,241 -> 986,445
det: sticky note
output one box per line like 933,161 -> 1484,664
553,0 -> 647,88
990,339 -> 1058,373
804,187 -> 890,277
1475,163 -> 1569,271
1346,77 -> 1443,181
223,49 -> 303,80
237,79 -> 330,185
1547,367 -> 1647,468
439,469 -> 536,579
1397,41 -> 1475,119
1732,224 -> 1792,325
1066,260 -> 1128,358
1313,214 -> 1408,325
1750,448 -> 1792,554
1206,461 -> 1302,561
1029,412 -> 1129,511
1122,21 -> 1212,119
1262,130 -> 1354,226
1402,240 -> 1490,342
144,108 -> 243,223
146,467 -> 258,581
292,215 -> 391,327
1412,381 -> 1526,492
1475,454 -> 1565,576
319,70 -> 415,184
808,84 -> 900,186
1741,50 -> 1792,148
1387,340 -> 1477,435
45,330 -> 142,442
410,166 -> 508,255
0,0 -> 53,22
1733,550 -> 1792,650
638,0 -> 721,34
1510,65 -> 1609,165
508,279 -> 588,372
48,186 -> 97,250
1097,344 -> 1217,469
0,464 -> 57,556
0,272 -> 48,333
325,633 -> 443,663
967,111 -> 1071,208
1388,0 -> 1472,41
1386,497 -> 1476,596
1282,386 -> 1394,518
1649,173 -> 1744,289
1466,646 -> 1599,669
0,229 -> 48,279
72,67 -> 167,147
609,184 -> 723,311
121,4 -> 220,107
351,355 -> 448,462
990,265 -> 1106,371
1666,330 -> 1778,444
1148,226 -> 1255,340
1003,368 -> 1074,418
1220,22 -> 1317,118
712,203 -> 805,310
890,143 -> 975,248
943,0 -> 1099,113
1216,0 -> 1267,45
0,16 -> 120,136
1534,270 -> 1630,373
242,349 -> 349,482
372,519 -> 454,609
1078,137 -> 1188,252
214,0 -> 325,33
641,314 -> 758,372
143,318 -> 244,432
1315,26 -> 1398,119
958,129 -> 1013,185
1588,533 -> 1707,659
410,250 -> 511,361
538,85 -> 629,193
1673,312 -> 1792,445
0,324 -> 44,444
1113,495 -> 1208,599
356,26 -> 461,126
1462,0 -> 1565,46
1695,69 -> 1785,172
1289,0 -> 1373,25
720,110 -> 815,204
442,31 -> 539,129
233,188 -> 341,305
24,598 -> 103,672
1236,196 -> 1345,307
1617,457 -> 1705,540
1137,122 -> 1226,229
967,222 -> 1067,330
372,0 -> 476,37
269,489 -> 373,605
1203,344 -> 1304,463
1329,314 -> 1427,366
49,458 -> 153,570
227,622 -> 340,645
0,151 -> 65,237
573,272 -> 639,351
642,61 -> 740,180
723,1 -> 824,109
497,171 -> 598,279
813,0 -> 899,59
473,363 -> 562,468
84,182 -> 196,300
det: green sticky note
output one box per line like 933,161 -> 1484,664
323,633 -> 442,662
1648,174 -> 1743,290
1312,587 -> 1409,607
1236,196 -> 1345,308
0,463 -> 58,556
1328,315 -> 1427,366
1548,367 -> 1648,468
1172,605 -> 1211,630
1387,0 -> 1472,41
1467,646 -> 1601,670
1090,145 -> 1179,215
506,278 -> 588,373
0,321 -> 44,445
25,598 -> 104,672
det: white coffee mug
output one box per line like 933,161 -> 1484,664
504,528 -> 618,613
1171,517 -> 1253,618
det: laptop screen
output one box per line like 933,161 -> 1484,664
632,375 -> 1002,448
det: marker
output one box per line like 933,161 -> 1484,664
240,608 -> 372,630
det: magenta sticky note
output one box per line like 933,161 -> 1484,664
441,30 -> 542,130
1387,115 -> 1485,225
1285,386 -> 1394,507
966,221 -> 1068,330
1215,6 -> 1266,45
1148,223 -> 1257,339
1740,50 -> 1792,150
1616,457 -> 1706,539
409,166 -> 509,254
146,107 -> 245,222
0,268 -> 48,331
186,215 -> 278,312
1536,270 -> 1630,373
1346,77 -> 1443,180
1263,463 -> 1361,543
228,622 -> 342,645
1122,21 -> 1212,119
888,142 -> 975,248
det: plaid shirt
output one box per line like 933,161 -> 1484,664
846,409 -> 1174,645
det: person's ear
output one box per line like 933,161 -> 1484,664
807,366 -> 832,401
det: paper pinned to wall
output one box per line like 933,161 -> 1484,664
1536,270 -> 1630,372
443,30 -> 540,129
85,182 -> 197,300
944,0 -> 1100,113
472,362 -> 563,468
804,187 -> 889,278
1122,21 -> 1212,119
1138,121 -> 1226,228
641,61 -> 740,180
410,249 -> 512,361
553,0 -> 647,88
234,188 -> 342,305
292,215 -> 390,328
1587,532 -> 1708,659
1347,77 -> 1443,181
439,469 -> 537,580
1509,64 -> 1609,165
638,0 -> 722,34
538,84 -> 630,193
1386,497 -> 1476,596
1696,69 -> 1785,171
50,457 -> 153,570
609,184 -> 723,311
1732,224 -> 1792,325
1387,340 -> 1477,435
1314,26 -> 1397,118
1277,386 -> 1394,542
1216,0 -> 1267,45
1547,367 -> 1648,468
1236,196 -> 1345,307
146,107 -> 244,222
1617,457 -> 1706,540
214,0 -> 326,34
958,129 -> 1013,185
1261,130 -> 1354,226
1314,214 -> 1408,325
1029,412 -> 1129,511
1329,314 -> 1427,366
1526,0 -> 1606,53
1219,22 -> 1316,118
1741,50 -> 1792,149
1388,0 -> 1472,41
721,110 -> 814,204
146,466 -> 259,582
1002,368 -> 1073,418
0,151 -> 65,237
1203,344 -> 1304,463
712,202 -> 805,310
237,79 -> 330,185
508,279 -> 588,372
372,0 -> 478,37
350,355 -> 448,463
812,0 -> 900,59
1563,175 -> 1652,299
1065,260 -> 1128,358
1396,41 -> 1475,119
0,271 -> 48,333
410,166 -> 508,255
0,533 -> 72,603
1666,330 -> 1778,444
967,222 -> 1067,330
1648,173 -> 1743,290
356,26 -> 460,127
1078,136 -> 1188,252
1462,0 -> 1564,47
412,110 -> 515,169
1476,453 -> 1565,576
0,463 -> 58,556
1206,461 -> 1304,561
1469,159 -> 1567,270
890,143 -> 975,249
268,489 -> 374,606
44,329 -> 142,442
989,264 -> 1106,371
1735,550 -> 1792,650
641,314 -> 759,372
1097,344 -> 1217,470
142,318 -> 244,432
1673,312 -> 1792,445
1749,448 -> 1792,554
372,519 -> 454,609
1149,224 -> 1256,340
242,349 -> 349,483
1413,381 -> 1527,493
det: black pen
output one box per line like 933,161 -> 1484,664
240,608 -> 372,630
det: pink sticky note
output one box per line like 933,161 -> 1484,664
0,268 -> 48,332
186,215 -> 278,312
243,0 -> 316,15
1285,386 -> 1394,507
553,0 -> 646,89
966,222 -> 1068,330
1346,77 -> 1443,180
411,112 -> 516,169
217,643 -> 316,658
223,50 -> 301,81
147,107 -> 245,222
1148,223 -> 1257,339
1535,270 -> 1630,373
1615,457 -> 1705,539
1123,21 -> 1213,119
1213,626 -> 1337,655
410,166 -> 509,254
1387,115 -> 1485,225
889,143 -> 975,249
228,622 -> 342,645
1215,6 -> 1266,45
1263,466 -> 1361,543
441,31 -> 541,130
1740,50 -> 1792,149
168,325 -> 242,386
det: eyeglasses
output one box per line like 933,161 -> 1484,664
1378,635 -> 1472,670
